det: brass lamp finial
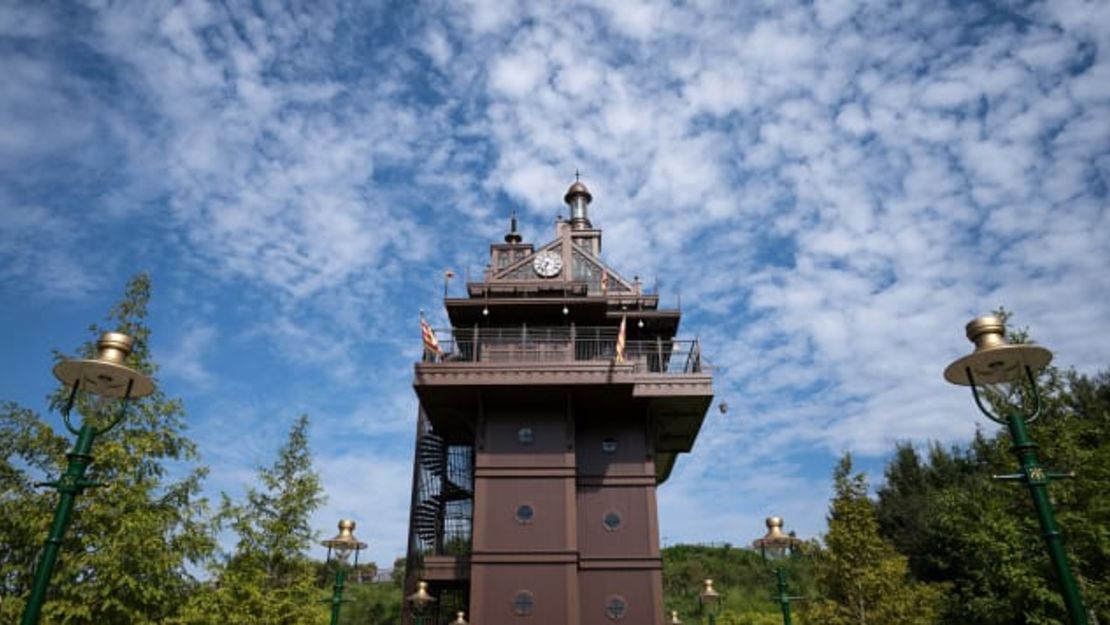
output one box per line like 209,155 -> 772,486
943,315 -> 1053,386
53,331 -> 155,399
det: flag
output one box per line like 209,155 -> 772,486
421,316 -> 442,356
600,270 -> 609,293
615,315 -> 626,364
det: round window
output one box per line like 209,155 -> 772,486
518,427 -> 534,444
513,590 -> 535,615
603,511 -> 623,531
515,504 -> 535,524
605,595 -> 627,620
601,437 -> 617,453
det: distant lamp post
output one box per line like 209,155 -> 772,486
407,579 -> 437,625
944,315 -> 1089,625
444,270 -> 455,298
20,332 -> 155,625
451,610 -> 470,624
752,517 -> 804,625
698,578 -> 721,625
321,519 -> 367,625
669,609 -> 684,624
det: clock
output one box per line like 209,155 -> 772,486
532,251 -> 563,277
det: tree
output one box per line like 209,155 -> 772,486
177,414 -> 328,625
807,454 -> 945,625
0,273 -> 217,623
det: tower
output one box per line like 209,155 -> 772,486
404,180 -> 713,624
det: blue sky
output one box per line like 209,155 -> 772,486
2,0 -> 1109,570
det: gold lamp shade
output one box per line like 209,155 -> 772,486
53,332 -> 155,399
752,516 -> 802,553
698,578 -> 720,605
321,519 -> 367,562
943,316 -> 1053,386
407,580 -> 436,610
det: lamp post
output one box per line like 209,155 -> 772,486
20,332 -> 155,625
698,578 -> 721,625
407,579 -> 437,625
321,519 -> 367,625
752,516 -> 803,625
669,609 -> 684,624
943,315 -> 1089,625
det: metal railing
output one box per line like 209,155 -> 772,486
424,326 -> 708,374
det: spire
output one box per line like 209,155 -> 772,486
504,210 -> 522,244
564,175 -> 593,230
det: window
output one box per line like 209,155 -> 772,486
515,504 -> 534,524
518,427 -> 534,444
601,437 -> 617,453
513,591 -> 534,615
603,511 -> 623,531
605,595 -> 627,620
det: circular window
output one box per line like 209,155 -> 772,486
513,590 -> 535,615
605,595 -> 627,620
603,511 -> 623,531
518,427 -> 534,444
601,437 -> 617,453
515,504 -> 535,524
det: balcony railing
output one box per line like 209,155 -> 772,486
423,326 -> 708,374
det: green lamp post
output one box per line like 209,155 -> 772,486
752,516 -> 804,625
407,579 -> 437,625
20,332 -> 155,625
944,315 -> 1090,625
698,578 -> 721,625
321,519 -> 367,625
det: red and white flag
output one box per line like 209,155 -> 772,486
615,315 -> 626,364
421,316 -> 442,356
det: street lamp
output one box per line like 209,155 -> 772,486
407,579 -> 437,625
669,609 -> 684,624
752,517 -> 804,625
944,315 -> 1089,625
698,578 -> 721,625
321,519 -> 367,625
450,610 -> 470,624
20,332 -> 155,625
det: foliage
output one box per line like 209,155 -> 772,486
0,273 -> 217,624
175,414 -> 328,625
805,454 -> 945,625
662,543 -> 818,624
876,367 -> 1110,624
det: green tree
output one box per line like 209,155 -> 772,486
177,414 -> 328,625
0,273 -> 217,623
807,454 -> 945,625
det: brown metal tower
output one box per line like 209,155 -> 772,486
403,180 -> 713,624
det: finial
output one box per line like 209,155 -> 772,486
575,168 -> 581,182
505,210 -> 522,244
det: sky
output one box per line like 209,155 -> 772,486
2,0 -> 1109,571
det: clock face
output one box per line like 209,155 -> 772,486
532,251 -> 563,277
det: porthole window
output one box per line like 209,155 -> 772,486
603,511 -> 623,531
601,437 -> 617,453
518,427 -> 534,444
605,595 -> 627,620
515,504 -> 535,524
513,590 -> 535,615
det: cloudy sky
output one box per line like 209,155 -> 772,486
2,0 -> 1108,569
